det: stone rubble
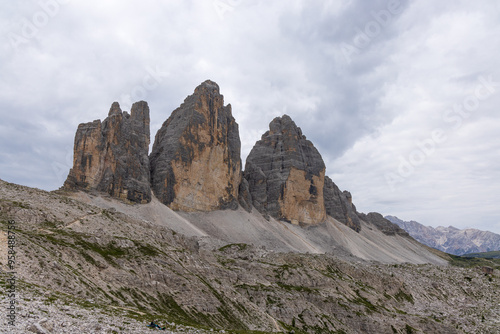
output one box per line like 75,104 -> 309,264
1,291 -> 225,334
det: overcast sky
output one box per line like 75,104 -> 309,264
1,0 -> 499,234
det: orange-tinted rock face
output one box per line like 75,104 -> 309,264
244,115 -> 327,225
280,167 -> 326,225
63,101 -> 151,203
150,80 -> 241,211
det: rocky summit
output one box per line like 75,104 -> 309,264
243,115 -> 366,231
149,80 -> 242,211
63,101 -> 151,203
244,115 -> 327,225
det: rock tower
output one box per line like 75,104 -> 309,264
149,80 -> 242,211
244,115 -> 327,225
63,101 -> 151,203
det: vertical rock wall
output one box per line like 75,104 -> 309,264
149,80 -> 242,211
244,115 -> 326,225
323,176 -> 361,232
63,101 -> 151,203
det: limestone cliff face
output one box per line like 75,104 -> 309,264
63,101 -> 151,203
149,80 -> 242,211
323,176 -> 361,232
244,115 -> 326,225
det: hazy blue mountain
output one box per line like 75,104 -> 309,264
385,216 -> 500,256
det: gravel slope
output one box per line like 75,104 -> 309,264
73,191 -> 447,264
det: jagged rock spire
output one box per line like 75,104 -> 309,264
149,80 -> 242,211
244,115 -> 327,225
63,101 -> 151,203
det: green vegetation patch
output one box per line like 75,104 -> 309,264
276,282 -> 318,294
38,230 -> 128,266
134,242 -> 159,257
350,290 -> 378,314
449,254 -> 500,270
405,324 -> 416,334
394,290 -> 414,304
11,200 -> 30,209
41,220 -> 60,229
101,209 -> 116,221
195,275 -> 250,330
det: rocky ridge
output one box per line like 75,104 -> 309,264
360,212 -> 409,237
386,215 -> 500,255
63,101 -> 151,204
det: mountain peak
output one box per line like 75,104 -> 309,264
108,101 -> 122,116
268,114 -> 305,138
64,81 -> 396,235
386,216 -> 500,255
194,79 -> 220,95
150,80 -> 241,211
244,113 -> 326,225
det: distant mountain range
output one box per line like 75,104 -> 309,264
385,216 -> 500,256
